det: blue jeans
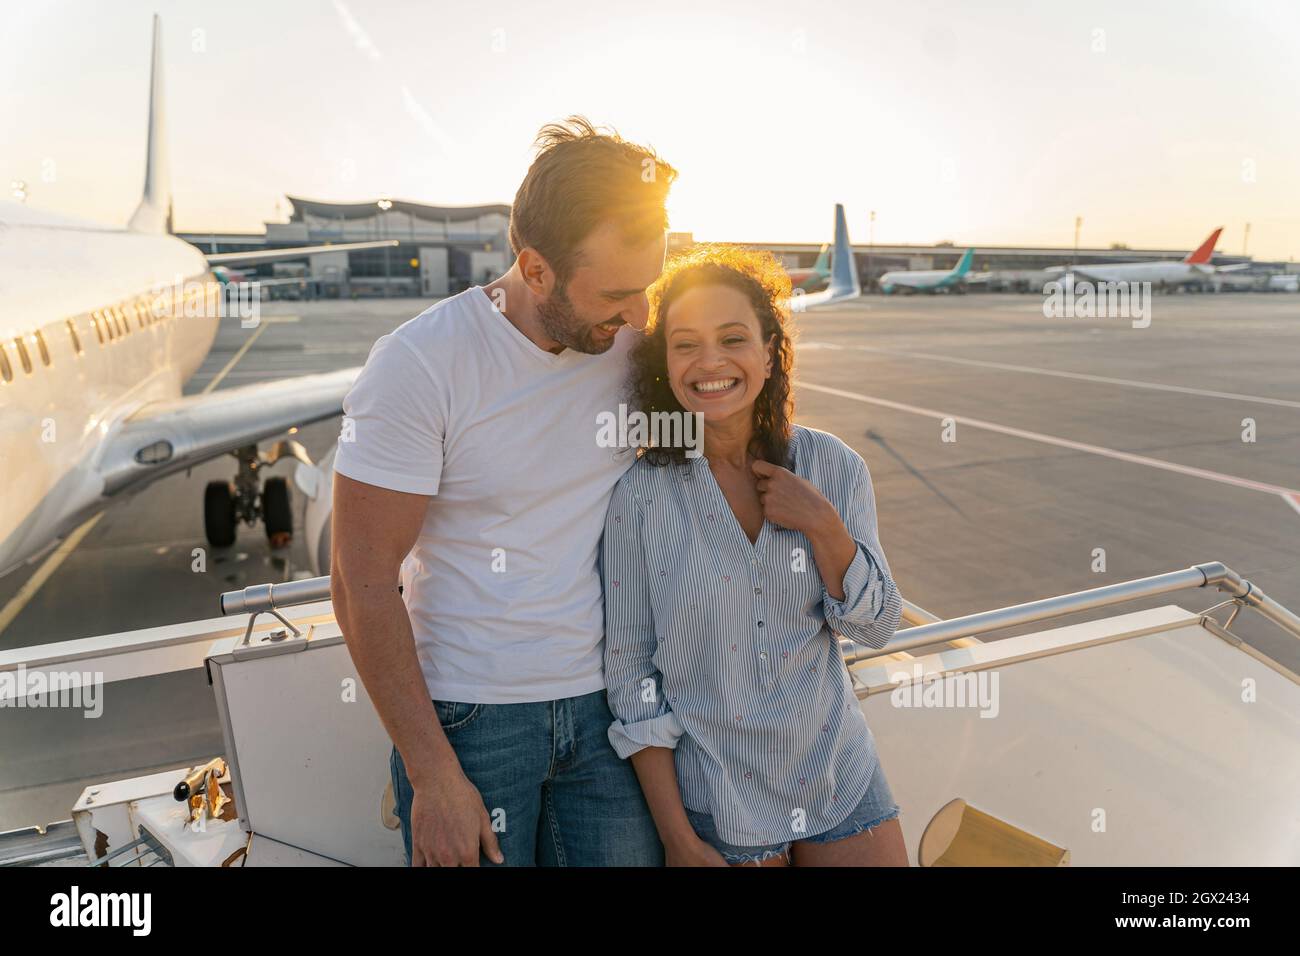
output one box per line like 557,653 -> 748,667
390,689 -> 664,866
685,763 -> 901,865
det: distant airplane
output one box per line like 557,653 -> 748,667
0,16 -> 396,578
786,243 -> 830,291
879,248 -> 975,294
784,204 -> 862,312
1048,229 -> 1250,288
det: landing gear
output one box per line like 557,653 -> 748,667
202,441 -> 312,550
204,481 -> 237,548
263,477 -> 292,549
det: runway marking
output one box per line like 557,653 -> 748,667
799,381 -> 1300,509
203,323 -> 271,394
798,342 -> 1300,410
0,321 -> 275,639
0,515 -> 103,637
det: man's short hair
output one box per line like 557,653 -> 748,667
509,116 -> 677,284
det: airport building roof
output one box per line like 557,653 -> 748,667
285,196 -> 511,223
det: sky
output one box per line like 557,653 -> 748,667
2,0 -> 1298,260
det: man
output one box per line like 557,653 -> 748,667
330,117 -> 675,866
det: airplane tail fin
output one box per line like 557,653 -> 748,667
127,15 -> 171,234
952,247 -> 975,278
1183,228 -> 1222,265
826,204 -> 860,299
812,243 -> 831,277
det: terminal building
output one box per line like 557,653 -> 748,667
181,197 -> 511,298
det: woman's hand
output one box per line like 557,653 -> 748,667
664,832 -> 731,867
751,459 -> 839,537
752,459 -> 858,601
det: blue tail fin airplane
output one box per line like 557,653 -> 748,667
879,247 -> 975,294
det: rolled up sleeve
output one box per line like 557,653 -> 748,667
822,456 -> 903,650
602,477 -> 684,759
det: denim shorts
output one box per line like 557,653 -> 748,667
685,764 -> 901,865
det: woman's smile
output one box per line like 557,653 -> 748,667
690,376 -> 741,397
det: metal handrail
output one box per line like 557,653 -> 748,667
845,561 -> 1300,664
219,562 -> 1300,665
220,578 -> 950,623
899,599 -> 942,627
220,575 -> 332,615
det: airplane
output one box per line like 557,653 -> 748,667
879,247 -> 975,294
0,16 -> 398,579
1047,228 -> 1251,289
786,243 -> 830,291
783,204 -> 861,312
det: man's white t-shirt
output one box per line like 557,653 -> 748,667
333,287 -> 636,704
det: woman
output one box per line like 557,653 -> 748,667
602,244 -> 907,867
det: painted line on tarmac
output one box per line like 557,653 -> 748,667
799,380 -> 1300,513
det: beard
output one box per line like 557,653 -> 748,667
535,281 -> 619,355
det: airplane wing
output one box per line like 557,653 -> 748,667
204,240 -> 399,267
95,368 -> 357,497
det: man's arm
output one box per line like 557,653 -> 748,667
330,472 -> 503,866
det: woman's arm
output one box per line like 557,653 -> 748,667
602,476 -> 726,865
629,748 -> 727,866
752,452 -> 902,649
752,457 -> 856,598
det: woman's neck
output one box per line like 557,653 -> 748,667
703,413 -> 755,470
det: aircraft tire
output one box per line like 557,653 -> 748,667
204,481 -> 238,549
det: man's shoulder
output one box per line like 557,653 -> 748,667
389,287 -> 492,354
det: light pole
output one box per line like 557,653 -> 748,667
1073,216 -> 1082,266
378,198 -> 394,298
868,210 -> 876,292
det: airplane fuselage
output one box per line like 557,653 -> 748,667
879,270 -> 961,294
0,205 -> 218,575
1054,260 -> 1207,286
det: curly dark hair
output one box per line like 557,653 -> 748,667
628,243 -> 797,467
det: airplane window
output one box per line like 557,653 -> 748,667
114,306 -> 129,336
35,331 -> 51,366
91,311 -> 106,344
14,337 -> 32,374
0,345 -> 11,383
67,319 -> 83,355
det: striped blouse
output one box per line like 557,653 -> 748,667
602,424 -> 903,847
